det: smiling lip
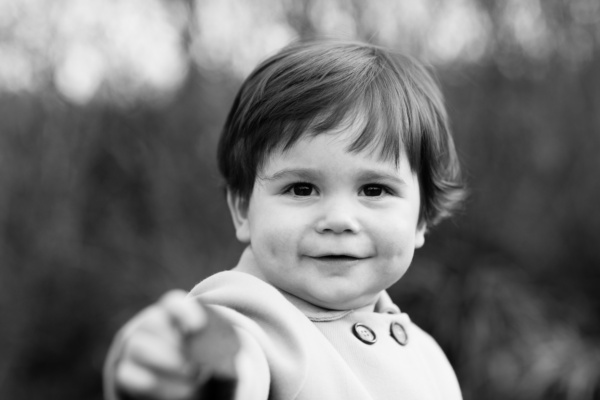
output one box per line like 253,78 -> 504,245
308,255 -> 368,263
316,255 -> 361,261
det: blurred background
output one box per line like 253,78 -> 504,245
0,0 -> 599,399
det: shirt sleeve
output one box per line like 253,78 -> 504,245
232,325 -> 270,400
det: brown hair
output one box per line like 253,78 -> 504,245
218,40 -> 465,226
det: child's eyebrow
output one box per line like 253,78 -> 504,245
260,168 -> 409,186
260,168 -> 320,182
357,171 -> 408,187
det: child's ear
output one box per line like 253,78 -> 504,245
226,190 -> 250,243
415,222 -> 427,249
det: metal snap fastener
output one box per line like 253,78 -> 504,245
390,322 -> 408,345
352,323 -> 377,344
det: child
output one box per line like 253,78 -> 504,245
104,39 -> 466,400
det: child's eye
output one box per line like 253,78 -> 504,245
286,183 -> 316,197
361,184 -> 390,197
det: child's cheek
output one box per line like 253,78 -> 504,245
257,224 -> 297,261
372,223 -> 417,265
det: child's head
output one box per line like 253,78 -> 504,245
218,40 -> 465,228
218,40 -> 466,309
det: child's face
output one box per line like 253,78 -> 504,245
228,121 -> 426,310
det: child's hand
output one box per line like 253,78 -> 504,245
114,290 -> 210,400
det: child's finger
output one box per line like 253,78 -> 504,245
133,305 -> 182,346
116,359 -> 156,395
149,377 -> 197,400
159,290 -> 207,336
126,331 -> 196,378
116,360 -> 197,400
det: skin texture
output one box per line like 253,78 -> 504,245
229,120 -> 426,311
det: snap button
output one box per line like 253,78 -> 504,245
352,323 -> 377,344
390,322 -> 408,345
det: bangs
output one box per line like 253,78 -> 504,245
276,52 -> 437,178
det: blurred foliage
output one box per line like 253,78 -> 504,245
0,1 -> 599,399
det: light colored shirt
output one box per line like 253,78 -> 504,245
104,247 -> 462,400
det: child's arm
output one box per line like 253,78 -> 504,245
104,290 -> 239,400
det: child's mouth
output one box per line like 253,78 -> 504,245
317,255 -> 359,261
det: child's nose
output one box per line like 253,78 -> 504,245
315,197 -> 360,234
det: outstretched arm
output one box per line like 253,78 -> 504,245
104,290 -> 240,400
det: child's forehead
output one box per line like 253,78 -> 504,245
263,116 -> 406,170
288,107 -> 401,162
